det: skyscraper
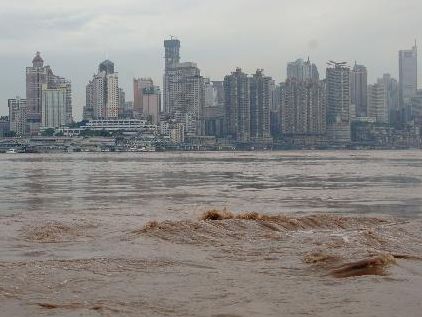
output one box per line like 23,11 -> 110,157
201,80 -> 225,137
142,86 -> 161,125
287,58 -> 319,81
26,52 -> 72,134
8,97 -> 27,136
281,78 -> 326,136
249,69 -> 273,143
163,38 -> 205,137
351,63 -> 368,117
163,38 -> 181,114
224,68 -> 250,142
399,43 -> 417,120
377,74 -> 399,124
368,83 -> 388,124
99,60 -> 115,75
133,78 -> 154,116
326,62 -> 352,143
41,84 -> 67,128
85,60 -> 120,119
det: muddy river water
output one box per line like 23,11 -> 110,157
0,151 -> 422,316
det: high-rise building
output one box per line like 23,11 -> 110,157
399,43 -> 417,120
26,52 -> 72,134
368,83 -> 388,124
41,84 -> 67,128
249,69 -> 273,143
142,86 -> 161,125
201,80 -> 225,137
8,97 -> 27,136
287,58 -> 319,81
168,62 -> 204,136
99,60 -> 115,75
133,78 -> 154,116
351,63 -> 368,117
224,68 -> 251,142
163,38 -> 181,114
163,38 -> 205,137
410,90 -> 422,127
0,116 -> 10,137
119,88 -> 125,118
377,74 -> 399,125
281,78 -> 326,136
163,39 -> 205,137
326,62 -> 352,143
85,60 -> 120,119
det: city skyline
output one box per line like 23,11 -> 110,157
1,0 -> 422,119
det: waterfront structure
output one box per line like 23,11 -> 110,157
142,86 -> 161,125
249,69 -> 273,143
281,78 -> 326,136
399,43 -> 417,120
368,83 -> 388,124
83,119 -> 156,132
26,52 -> 72,134
351,63 -> 368,117
8,97 -> 27,136
224,68 -> 251,142
326,62 -> 352,143
85,60 -> 120,120
133,78 -> 154,116
287,58 -> 319,81
41,84 -> 67,128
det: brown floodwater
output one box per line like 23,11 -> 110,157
0,151 -> 422,316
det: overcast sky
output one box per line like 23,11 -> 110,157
0,0 -> 421,120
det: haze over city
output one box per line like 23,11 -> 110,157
1,0 -> 422,119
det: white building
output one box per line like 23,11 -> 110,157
41,84 -> 67,128
326,62 -> 352,143
85,60 -> 120,120
368,83 -> 388,124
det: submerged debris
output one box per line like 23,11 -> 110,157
330,254 -> 396,278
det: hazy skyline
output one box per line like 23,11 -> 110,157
1,0 -> 421,120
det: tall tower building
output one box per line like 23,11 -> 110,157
399,43 -> 417,120
368,83 -> 388,124
281,78 -> 326,136
142,86 -> 161,125
249,69 -> 273,143
163,38 -> 205,137
351,63 -> 368,117
8,97 -> 28,136
377,74 -> 399,124
224,68 -> 251,142
164,38 -> 180,69
163,38 -> 181,114
326,62 -> 352,143
99,60 -> 115,75
41,84 -> 67,128
133,78 -> 154,116
287,58 -> 319,81
26,52 -> 72,134
85,60 -> 120,119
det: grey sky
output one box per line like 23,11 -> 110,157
0,0 -> 421,120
